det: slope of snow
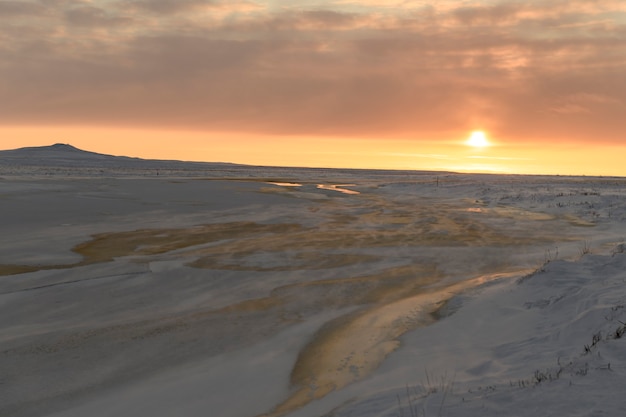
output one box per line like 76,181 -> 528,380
312,252 -> 626,417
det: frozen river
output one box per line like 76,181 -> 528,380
2,168 -> 626,417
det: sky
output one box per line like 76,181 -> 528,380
1,0 -> 625,176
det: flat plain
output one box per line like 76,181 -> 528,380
2,154 -> 626,416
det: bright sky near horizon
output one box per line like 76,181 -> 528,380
1,0 -> 625,175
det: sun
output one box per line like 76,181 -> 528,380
466,131 -> 490,148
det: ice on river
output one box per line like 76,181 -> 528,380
2,167 -> 626,417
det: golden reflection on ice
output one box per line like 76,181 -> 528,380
267,182 -> 303,187
317,184 -> 360,195
260,270 -> 527,417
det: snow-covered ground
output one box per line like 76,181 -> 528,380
2,165 -> 626,417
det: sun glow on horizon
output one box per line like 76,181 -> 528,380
3,125 -> 626,177
466,131 -> 490,148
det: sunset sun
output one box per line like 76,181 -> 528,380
466,131 -> 490,148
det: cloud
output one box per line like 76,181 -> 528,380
64,5 -> 133,26
452,3 -> 523,26
0,1 -> 46,17
0,0 -> 625,144
126,0 -> 215,14
123,0 -> 259,14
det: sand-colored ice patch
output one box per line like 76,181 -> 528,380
0,222 -> 305,276
187,216 -> 552,274
73,222 -> 305,263
562,214 -> 596,227
0,193 -> 567,277
0,265 -> 40,276
485,206 -> 555,221
1,191 -> 577,283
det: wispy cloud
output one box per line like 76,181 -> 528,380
122,0 -> 259,14
64,5 -> 133,26
0,1 -> 47,17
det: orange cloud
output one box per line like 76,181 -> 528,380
0,0 -> 624,148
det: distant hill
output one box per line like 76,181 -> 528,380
0,143 -> 454,178
0,143 -> 236,170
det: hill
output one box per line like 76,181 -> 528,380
0,143 -> 234,170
